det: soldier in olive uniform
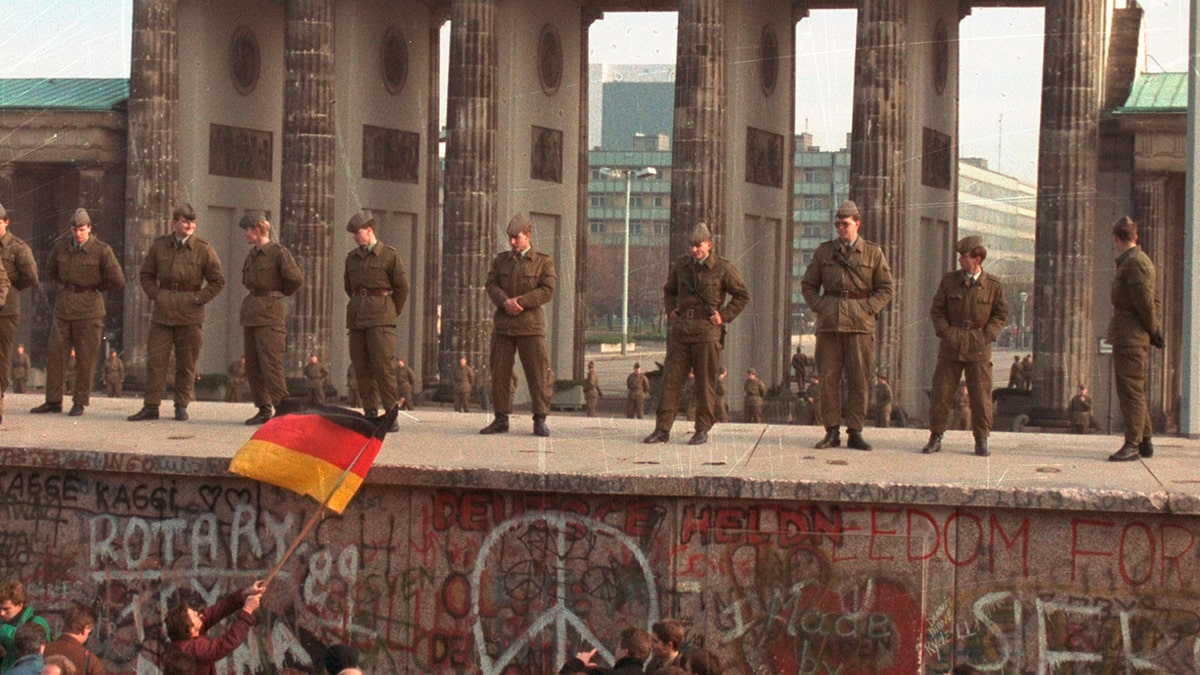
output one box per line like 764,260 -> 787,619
791,345 -> 810,395
920,236 -> 1009,456
643,223 -> 750,446
1107,216 -> 1164,462
32,208 -> 124,417
1069,384 -> 1093,435
714,367 -> 729,422
454,357 -> 476,412
626,363 -> 649,419
583,361 -> 601,417
103,350 -> 125,397
343,210 -> 409,431
239,212 -> 303,425
804,375 -> 821,425
801,200 -> 894,451
346,364 -> 361,407
873,374 -> 893,428
395,358 -> 416,410
225,357 -> 247,402
1007,356 -> 1021,388
0,204 -> 37,416
742,369 -> 766,423
11,344 -> 30,395
304,354 -> 330,405
950,383 -> 972,431
479,213 -> 557,437
129,204 -> 226,421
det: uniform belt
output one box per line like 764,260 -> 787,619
68,285 -> 97,293
160,282 -> 202,292
681,308 -> 711,320
961,321 -> 985,330
353,288 -> 392,297
250,290 -> 284,298
835,290 -> 871,299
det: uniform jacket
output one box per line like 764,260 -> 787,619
454,365 -> 476,393
874,381 -> 894,407
104,356 -> 125,382
47,236 -> 123,321
663,253 -> 750,344
227,360 -> 246,380
343,241 -> 409,329
715,376 -> 727,398
0,231 -> 36,318
304,361 -> 330,385
744,377 -> 766,403
584,370 -> 601,399
171,592 -> 255,675
626,373 -> 649,399
396,365 -> 417,393
930,270 -> 1009,362
241,241 -> 303,327
1108,245 -> 1161,348
1070,394 -> 1093,426
801,238 -> 894,334
486,246 -> 557,337
140,234 -> 226,326
11,352 -> 29,379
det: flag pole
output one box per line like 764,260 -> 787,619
263,403 -> 401,585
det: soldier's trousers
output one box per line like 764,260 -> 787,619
744,401 -> 763,423
0,315 -> 16,396
655,339 -> 720,433
47,317 -> 102,406
349,325 -> 398,413
245,325 -> 288,408
585,395 -> 598,417
626,395 -> 645,419
490,333 -> 550,416
815,331 -> 873,430
928,357 -> 993,438
145,323 -> 203,407
454,390 -> 471,413
1114,345 -> 1153,444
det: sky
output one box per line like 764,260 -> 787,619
0,0 -> 1190,183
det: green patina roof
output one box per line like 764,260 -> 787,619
0,78 -> 129,111
1115,72 -> 1187,114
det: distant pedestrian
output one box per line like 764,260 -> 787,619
1069,384 -> 1093,435
791,344 -> 810,394
626,363 -> 649,419
714,367 -> 729,423
873,374 -> 893,428
583,361 -> 601,417
304,354 -> 330,405
103,350 -> 124,398
395,358 -> 417,410
10,344 -> 30,394
225,357 -> 247,403
742,369 -> 765,423
454,357 -> 476,413
1007,356 -> 1021,388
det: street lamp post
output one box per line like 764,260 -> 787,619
603,166 -> 657,355
1018,291 -> 1028,349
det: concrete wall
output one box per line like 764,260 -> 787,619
4,448 -> 1200,674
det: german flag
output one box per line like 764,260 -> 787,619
230,405 -> 399,513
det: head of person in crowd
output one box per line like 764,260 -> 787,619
506,212 -> 533,254
633,363 -> 641,374
324,643 -> 359,674
60,601 -> 97,642
240,211 -> 271,246
618,627 -> 651,663
40,655 -> 76,675
346,209 -> 377,249
681,647 -> 723,675
650,618 -> 685,665
747,368 -> 757,381
689,223 -> 713,261
172,203 -> 197,241
15,621 -> 47,657
834,200 -> 861,244
0,580 -> 28,621
69,209 -> 91,246
459,356 -> 468,367
164,599 -> 204,641
160,650 -> 196,675
1112,215 -> 1138,250
956,235 -> 987,276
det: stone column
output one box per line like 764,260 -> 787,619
123,0 -> 179,383
78,166 -> 107,226
849,0 -> 907,385
1031,0 -> 1102,424
1132,172 -> 1171,429
280,0 -> 335,376
573,10 -> 601,380
440,0 -> 497,388
669,0 -> 726,260
423,15 -> 447,388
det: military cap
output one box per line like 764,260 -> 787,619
506,212 -> 532,238
689,223 -> 713,245
238,210 -> 266,230
346,209 -> 376,233
0,202 -> 7,220
633,362 -> 641,369
173,203 -> 197,221
71,208 -> 91,227
835,200 -> 860,219
956,235 -> 985,255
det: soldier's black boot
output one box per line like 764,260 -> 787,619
974,437 -> 990,457
687,430 -> 709,445
31,401 -> 62,414
533,414 -> 550,437
480,414 -> 509,434
127,405 -> 159,421
1139,438 -> 1154,458
1108,442 -> 1140,462
174,405 -> 189,421
846,429 -> 872,451
643,429 -> 670,443
921,433 -> 943,454
245,406 -> 273,425
814,427 -> 840,449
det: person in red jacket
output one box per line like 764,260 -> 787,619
164,580 -> 265,675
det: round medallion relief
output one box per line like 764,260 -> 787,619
760,25 -> 779,97
381,26 -> 409,95
538,23 -> 563,96
229,26 -> 260,95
